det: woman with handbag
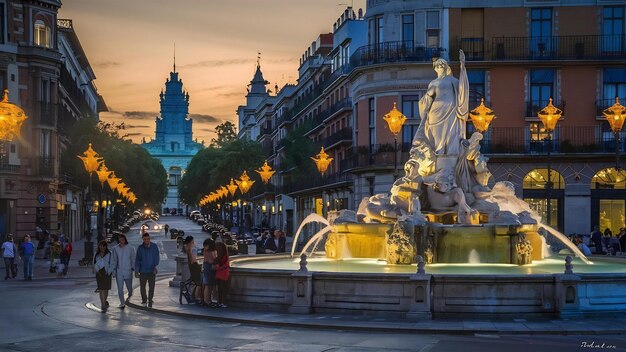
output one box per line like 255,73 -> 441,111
94,240 -> 112,313
213,242 -> 230,308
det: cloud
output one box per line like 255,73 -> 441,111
94,61 -> 121,68
180,57 -> 296,69
188,113 -> 221,123
125,124 -> 151,129
125,132 -> 143,137
123,111 -> 158,119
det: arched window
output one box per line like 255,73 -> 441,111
34,19 -> 51,48
591,167 -> 626,189
523,168 -> 565,189
591,168 -> 626,234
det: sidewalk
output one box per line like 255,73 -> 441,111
126,278 -> 626,335
0,239 -> 94,281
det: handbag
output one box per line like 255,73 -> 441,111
215,267 -> 229,281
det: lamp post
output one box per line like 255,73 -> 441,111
236,171 -> 255,231
469,98 -> 496,134
602,97 -> 626,170
95,163 -> 111,242
382,102 -> 407,179
537,98 -> 563,226
78,143 -> 103,250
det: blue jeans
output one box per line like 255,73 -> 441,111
116,275 -> 133,305
60,255 -> 70,275
23,255 -> 34,278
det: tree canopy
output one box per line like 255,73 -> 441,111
60,118 -> 168,208
179,123 -> 266,205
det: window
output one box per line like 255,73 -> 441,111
426,11 -> 440,48
40,130 -> 51,157
603,68 -> 626,102
401,95 -> 420,147
0,3 -> 5,44
530,8 -> 552,55
603,6 -> 624,52
530,69 -> 554,116
369,98 -> 375,150
467,70 -> 485,109
375,16 -> 384,44
34,19 -> 51,48
41,78 -> 50,103
402,14 -> 414,44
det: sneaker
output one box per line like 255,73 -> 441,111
141,301 -> 147,307
101,306 -> 107,313
105,301 -> 109,307
148,301 -> 153,308
118,304 -> 126,309
218,303 -> 228,308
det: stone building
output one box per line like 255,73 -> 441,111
142,63 -> 203,212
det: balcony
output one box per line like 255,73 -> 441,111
324,127 -> 353,149
340,144 -> 410,171
453,34 -> 626,61
350,41 -> 444,68
33,101 -> 57,127
35,156 -> 55,178
280,171 -> 353,195
0,162 -> 20,173
481,126 -> 626,154
596,98 -> 625,116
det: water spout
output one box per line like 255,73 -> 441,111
542,225 -> 593,265
468,249 -> 481,264
290,213 -> 330,258
301,226 -> 333,257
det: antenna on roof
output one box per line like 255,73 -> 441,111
173,42 -> 176,72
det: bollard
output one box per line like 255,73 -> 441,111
416,255 -> 426,274
564,255 -> 574,274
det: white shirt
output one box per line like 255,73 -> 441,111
111,244 -> 136,279
2,242 -> 16,258
94,252 -> 112,275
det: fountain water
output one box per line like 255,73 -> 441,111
468,249 -> 481,264
290,213 -> 329,257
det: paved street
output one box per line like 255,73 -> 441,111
0,216 -> 625,351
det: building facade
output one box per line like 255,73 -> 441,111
0,0 -> 104,242
142,65 -> 203,212
239,1 -> 625,239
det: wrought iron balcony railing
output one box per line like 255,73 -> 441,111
349,41 -> 444,68
526,99 -> 566,118
35,156 -> 55,178
453,34 -> 626,61
32,101 -> 57,127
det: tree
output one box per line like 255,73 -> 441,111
211,121 -> 238,147
179,137 -> 267,205
60,118 -> 168,208
281,123 -> 316,181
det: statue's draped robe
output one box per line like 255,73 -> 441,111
417,64 -> 469,156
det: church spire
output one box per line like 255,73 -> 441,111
173,42 -> 176,73
247,51 -> 269,96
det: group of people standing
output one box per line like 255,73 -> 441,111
2,234 -> 38,280
589,226 -> 626,255
184,235 -> 230,308
93,232 -> 160,313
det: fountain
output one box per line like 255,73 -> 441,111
229,50 -> 626,318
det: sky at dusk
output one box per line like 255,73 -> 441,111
58,0 -> 367,144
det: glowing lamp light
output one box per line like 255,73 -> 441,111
255,160 -> 275,184
261,204 -> 267,212
382,102 -> 406,136
311,147 -> 333,176
96,163 -> 112,186
106,172 -> 120,191
537,98 -> 563,133
78,143 -> 103,174
236,170 -> 255,194
0,89 -> 28,142
227,179 -> 238,196
231,201 -> 238,207
603,97 -> 626,134
116,182 -> 126,194
469,98 -> 496,133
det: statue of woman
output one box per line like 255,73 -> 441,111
416,50 -> 469,156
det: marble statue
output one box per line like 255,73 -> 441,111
416,50 -> 468,156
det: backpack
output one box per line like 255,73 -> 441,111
63,243 -> 73,256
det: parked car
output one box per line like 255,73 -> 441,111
189,210 -> 200,220
169,228 -> 185,239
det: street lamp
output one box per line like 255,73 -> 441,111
78,143 -> 103,248
602,97 -> 626,170
255,160 -> 275,184
537,98 -> 563,226
0,89 -> 28,163
236,170 -> 255,194
312,147 -> 333,176
227,179 -> 238,197
469,98 -> 496,133
382,102 -> 406,178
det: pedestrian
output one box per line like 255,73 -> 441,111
93,240 -> 112,313
184,236 -> 203,303
59,240 -> 72,278
213,242 -> 230,308
111,233 -> 135,309
590,226 -> 603,254
164,224 -> 169,237
134,232 -> 159,308
21,235 -> 35,280
202,238 -> 218,308
49,235 -> 61,273
2,234 -> 19,280
264,229 -> 286,254
603,228 -> 613,255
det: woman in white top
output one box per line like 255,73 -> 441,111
94,240 -> 112,313
111,234 -> 135,309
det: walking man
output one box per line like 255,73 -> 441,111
2,234 -> 18,280
111,233 -> 135,309
135,232 -> 159,308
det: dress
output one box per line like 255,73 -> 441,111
94,252 -> 112,290
417,62 -> 469,156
